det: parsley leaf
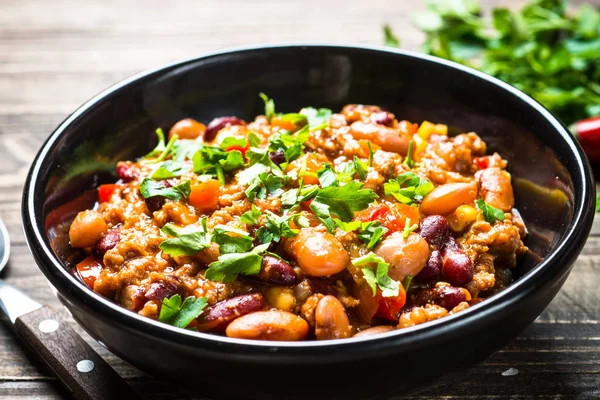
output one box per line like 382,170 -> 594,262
255,211 -> 308,244
172,140 -> 203,162
159,295 -> 208,329
403,140 -> 415,168
212,225 -> 253,254
402,275 -> 413,291
310,182 -> 378,232
144,128 -> 167,159
193,146 -> 245,185
259,93 -> 276,122
401,217 -> 419,239
476,199 -> 506,224
159,220 -> 211,256
241,205 -> 261,225
245,172 -> 285,202
353,156 -> 369,180
383,24 -> 401,47
384,172 -> 433,205
335,219 -> 388,250
300,107 -> 333,127
140,178 -> 191,200
352,252 -> 400,298
205,243 -> 270,283
318,164 -> 338,188
151,160 -> 191,180
219,136 -> 248,150
281,184 -> 319,208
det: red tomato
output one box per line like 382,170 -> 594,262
473,156 -> 490,170
75,256 -> 103,289
301,198 -> 313,212
573,117 -> 600,161
356,203 -> 404,234
375,284 -> 407,321
97,184 -> 118,203
226,144 -> 250,157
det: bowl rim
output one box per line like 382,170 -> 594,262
22,42 -> 595,351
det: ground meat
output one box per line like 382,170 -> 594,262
398,304 -> 449,328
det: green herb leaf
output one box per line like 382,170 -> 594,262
212,225 -> 253,254
353,252 -> 400,298
403,140 -> 415,168
220,136 -> 248,150
318,164 -> 338,188
402,275 -> 413,291
335,219 -> 388,250
140,178 -> 191,200
205,243 -> 270,283
193,145 -> 245,179
476,199 -> 506,224
144,128 -> 167,159
241,205 -> 261,225
245,172 -> 285,202
151,160 -> 191,180
353,156 -> 369,180
401,217 -> 419,239
159,295 -> 208,329
159,220 -> 211,256
255,211 -> 307,244
259,93 -> 276,122
384,172 -> 433,205
310,182 -> 378,231
300,107 -> 333,127
383,24 -> 401,47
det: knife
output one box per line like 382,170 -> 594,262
0,218 -> 141,400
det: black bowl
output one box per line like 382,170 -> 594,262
22,44 -> 595,400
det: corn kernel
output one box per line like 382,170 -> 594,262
413,135 -> 428,161
434,124 -> 448,135
265,287 -> 295,312
448,205 -> 478,232
417,121 -> 436,139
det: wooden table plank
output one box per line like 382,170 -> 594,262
0,0 -> 599,398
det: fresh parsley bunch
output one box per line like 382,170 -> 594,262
385,0 -> 600,125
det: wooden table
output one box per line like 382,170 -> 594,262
1,0 -> 599,398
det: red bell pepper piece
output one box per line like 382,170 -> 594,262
571,117 -> 600,161
75,256 -> 103,289
98,184 -> 118,203
375,284 -> 407,321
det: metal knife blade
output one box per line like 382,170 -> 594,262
0,281 -> 43,324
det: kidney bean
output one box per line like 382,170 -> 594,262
95,229 -> 120,256
370,111 -> 393,127
116,162 -> 139,182
413,286 -> 468,311
441,236 -> 461,256
225,310 -> 309,341
145,281 -> 182,303
419,215 -> 449,247
416,249 -> 442,281
353,325 -> 395,337
205,116 -> 246,141
119,285 -> 146,312
315,295 -> 352,340
442,252 -> 473,287
308,278 -> 338,297
374,232 -> 430,281
196,293 -> 266,332
145,196 -> 166,213
269,150 -> 286,165
259,256 -> 297,286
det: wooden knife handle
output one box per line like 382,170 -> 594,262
14,306 -> 141,400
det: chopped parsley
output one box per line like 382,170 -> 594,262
310,182 -> 378,232
255,211 -> 309,244
171,140 -> 203,162
403,140 -> 415,168
353,156 -> 369,180
259,93 -> 276,122
159,294 -> 208,329
151,160 -> 191,180
159,219 -> 211,256
352,252 -> 400,298
205,243 -> 270,283
300,107 -> 333,127
240,205 -> 261,225
245,172 -> 285,202
193,145 -> 245,185
401,217 -> 419,239
476,199 -> 506,224
384,172 -> 433,205
211,225 -> 253,254
335,219 -> 388,250
143,128 -> 167,159
140,178 -> 191,200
